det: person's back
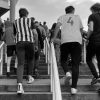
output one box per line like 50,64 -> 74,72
88,13 -> 100,44
38,25 -> 46,39
3,22 -> 15,45
51,5 -> 83,95
15,17 -> 34,42
58,14 -> 82,44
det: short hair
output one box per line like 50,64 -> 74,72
19,8 -> 29,17
90,3 -> 100,12
43,21 -> 46,25
65,6 -> 75,14
31,17 -> 35,21
51,23 -> 56,30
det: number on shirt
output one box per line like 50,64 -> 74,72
67,17 -> 73,25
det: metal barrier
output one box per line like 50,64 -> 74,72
0,41 -> 4,75
45,38 -> 62,100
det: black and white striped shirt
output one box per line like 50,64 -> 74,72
14,17 -> 34,43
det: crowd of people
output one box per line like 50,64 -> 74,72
0,2 -> 100,95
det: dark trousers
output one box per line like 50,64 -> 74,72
34,50 -> 40,70
16,41 -> 35,83
60,42 -> 81,88
86,42 -> 100,78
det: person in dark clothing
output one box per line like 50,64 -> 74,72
50,23 -> 61,65
31,21 -> 44,78
86,3 -> 100,86
0,18 -> 4,40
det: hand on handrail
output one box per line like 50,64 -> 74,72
50,38 -> 54,43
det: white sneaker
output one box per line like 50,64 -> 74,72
71,88 -> 77,95
66,72 -> 72,77
27,75 -> 34,84
64,72 -> 72,85
17,83 -> 24,95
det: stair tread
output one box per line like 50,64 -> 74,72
0,79 -> 99,86
0,92 -> 52,94
0,79 -> 50,85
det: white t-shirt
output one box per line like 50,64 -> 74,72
57,14 -> 83,44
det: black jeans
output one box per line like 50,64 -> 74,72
16,41 -> 35,83
86,42 -> 100,78
60,42 -> 81,88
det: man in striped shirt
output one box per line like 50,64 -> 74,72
14,8 -> 35,94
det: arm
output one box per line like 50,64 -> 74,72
87,21 -> 93,39
13,23 -> 17,36
51,22 -> 61,43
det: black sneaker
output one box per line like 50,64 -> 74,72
14,68 -> 17,75
97,88 -> 100,93
6,72 -> 10,78
35,69 -> 40,79
91,77 -> 100,85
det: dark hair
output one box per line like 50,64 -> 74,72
43,21 -> 46,25
31,17 -> 35,21
34,21 -> 38,24
19,8 -> 29,17
65,6 -> 75,14
51,23 -> 56,30
90,3 -> 100,12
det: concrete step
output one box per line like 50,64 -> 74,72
0,79 -> 50,92
3,68 -> 48,75
60,78 -> 100,92
0,92 -> 99,100
0,79 -> 99,92
3,63 -> 92,76
0,92 -> 52,100
62,92 -> 100,100
0,75 -> 93,79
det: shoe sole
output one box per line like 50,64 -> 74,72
27,79 -> 34,84
17,92 -> 24,95
71,92 -> 77,95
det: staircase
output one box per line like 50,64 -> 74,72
0,47 -> 100,100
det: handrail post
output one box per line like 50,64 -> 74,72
0,42 -> 4,75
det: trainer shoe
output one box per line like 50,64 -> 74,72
91,77 -> 100,85
27,75 -> 34,84
97,88 -> 100,93
64,72 -> 72,85
71,88 -> 77,95
6,72 -> 10,78
35,69 -> 40,79
17,83 -> 24,95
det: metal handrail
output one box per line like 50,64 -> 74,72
45,38 -> 62,100
0,41 -> 4,75
50,43 -> 62,100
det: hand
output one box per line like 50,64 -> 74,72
83,38 -> 87,42
35,46 -> 38,51
50,38 -> 54,43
